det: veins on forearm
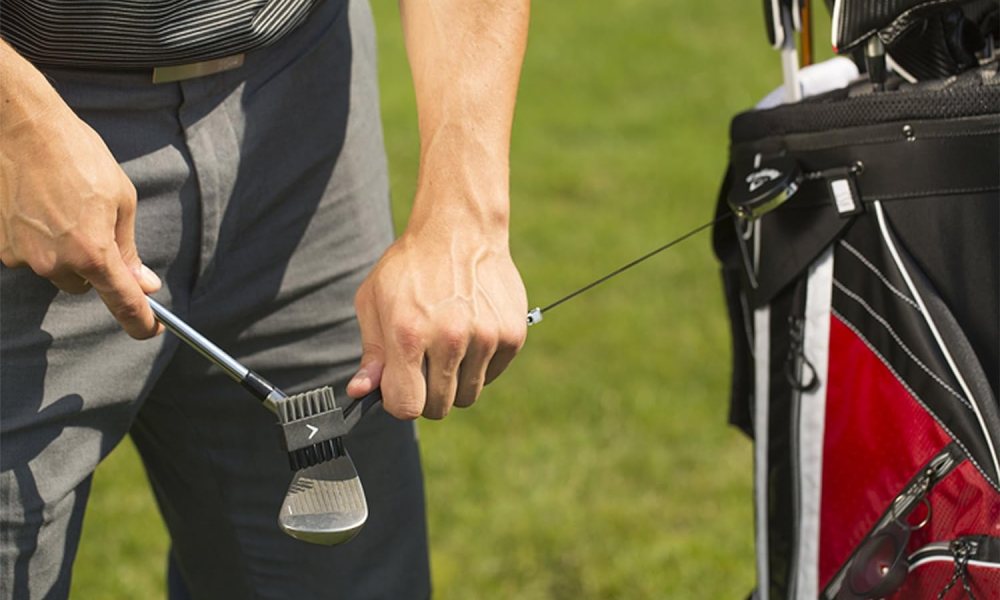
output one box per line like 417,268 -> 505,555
401,0 -> 529,227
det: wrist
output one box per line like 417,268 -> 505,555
411,125 -> 512,231
401,200 -> 512,255
406,185 -> 511,243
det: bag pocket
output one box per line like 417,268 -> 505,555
826,445 -> 1000,599
890,535 -> 1000,599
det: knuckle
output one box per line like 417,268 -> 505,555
437,325 -> 468,355
0,252 -> 25,268
472,324 -> 500,352
466,371 -> 486,389
72,257 -> 104,280
391,399 -> 424,421
123,182 -> 138,205
500,323 -> 528,351
0,239 -> 14,263
30,256 -> 59,279
119,248 -> 139,267
392,325 -> 425,359
116,173 -> 138,205
360,341 -> 384,358
70,241 -> 111,274
118,190 -> 137,216
112,299 -> 145,323
128,325 -> 158,340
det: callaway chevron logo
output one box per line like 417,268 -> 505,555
746,167 -> 782,192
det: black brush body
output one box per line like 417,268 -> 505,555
276,386 -> 383,470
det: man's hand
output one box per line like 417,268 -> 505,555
0,41 -> 162,339
347,0 -> 530,418
349,221 -> 527,419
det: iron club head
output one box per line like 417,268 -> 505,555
278,451 -> 369,545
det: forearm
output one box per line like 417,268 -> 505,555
1,40 -> 74,237
0,40 -> 66,136
399,0 -> 530,236
0,40 -> 162,338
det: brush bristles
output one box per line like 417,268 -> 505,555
288,438 -> 346,470
276,387 -> 346,470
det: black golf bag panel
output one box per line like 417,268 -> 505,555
713,63 -> 1000,599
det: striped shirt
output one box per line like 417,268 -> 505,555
1,0 -> 321,68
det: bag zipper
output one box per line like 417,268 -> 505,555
908,535 -> 1000,567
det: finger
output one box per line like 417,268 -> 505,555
484,324 -> 526,385
380,323 -> 428,420
48,271 -> 93,295
422,329 -> 467,419
81,251 -> 161,339
454,333 -> 496,408
346,354 -> 384,399
347,289 -> 386,399
131,263 -> 162,294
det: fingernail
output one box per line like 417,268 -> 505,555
139,264 -> 162,288
349,368 -> 370,388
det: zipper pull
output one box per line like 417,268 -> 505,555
893,450 -> 955,521
784,315 -> 819,392
937,537 -> 980,600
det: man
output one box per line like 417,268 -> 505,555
0,0 -> 529,597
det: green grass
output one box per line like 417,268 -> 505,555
72,3 -> 835,598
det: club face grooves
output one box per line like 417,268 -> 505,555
278,454 -> 369,545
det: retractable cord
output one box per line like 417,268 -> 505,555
525,213 -> 729,326
526,154 -> 862,326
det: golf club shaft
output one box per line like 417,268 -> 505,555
779,1 -> 801,102
147,296 -> 287,408
798,0 -> 813,68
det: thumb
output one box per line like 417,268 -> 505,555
347,287 -> 385,399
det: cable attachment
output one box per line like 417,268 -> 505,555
728,153 -> 804,220
526,307 -> 543,326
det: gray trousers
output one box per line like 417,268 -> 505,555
0,1 -> 431,598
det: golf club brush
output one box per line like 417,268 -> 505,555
147,296 -> 382,470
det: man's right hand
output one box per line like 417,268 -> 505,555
0,41 -> 162,339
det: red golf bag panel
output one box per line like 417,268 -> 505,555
819,314 -> 953,588
713,62 -> 1000,599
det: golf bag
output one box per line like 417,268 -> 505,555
713,58 -> 1000,599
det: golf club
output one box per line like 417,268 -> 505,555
147,296 -> 379,545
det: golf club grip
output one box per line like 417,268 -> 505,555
147,296 -> 286,403
342,389 -> 383,431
